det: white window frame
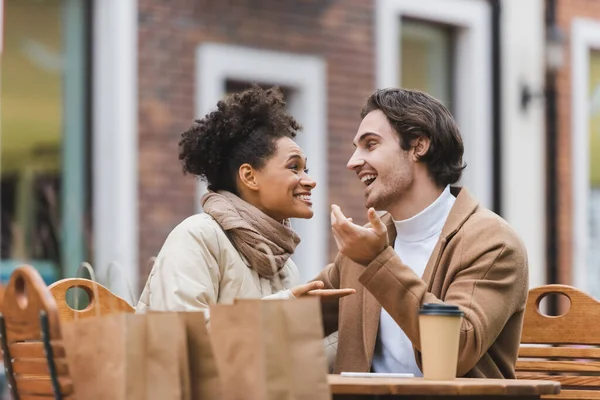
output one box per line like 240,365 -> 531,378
376,0 -> 492,208
92,0 -> 138,302
571,18 -> 600,290
196,44 -> 327,282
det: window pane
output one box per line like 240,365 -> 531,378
0,0 -> 90,284
400,19 -> 454,109
588,49 -> 600,299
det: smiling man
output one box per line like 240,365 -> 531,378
317,88 -> 529,378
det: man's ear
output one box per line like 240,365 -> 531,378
238,163 -> 259,191
412,136 -> 431,161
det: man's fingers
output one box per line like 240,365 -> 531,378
332,205 -> 363,235
332,227 -> 347,253
368,207 -> 387,236
331,204 -> 348,225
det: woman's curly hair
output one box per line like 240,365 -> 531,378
179,85 -> 301,194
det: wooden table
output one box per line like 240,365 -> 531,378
328,375 -> 561,399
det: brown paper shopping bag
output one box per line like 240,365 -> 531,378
209,242 -> 331,400
210,297 -> 331,400
144,258 -> 222,400
60,263 -> 189,399
179,311 -> 222,400
150,311 -> 222,400
62,312 -> 188,399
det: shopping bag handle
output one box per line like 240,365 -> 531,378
106,261 -> 137,306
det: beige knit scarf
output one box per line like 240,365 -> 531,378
201,190 -> 300,279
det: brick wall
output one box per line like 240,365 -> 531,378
555,0 -> 600,286
137,0 -> 376,287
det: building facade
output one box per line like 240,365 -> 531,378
132,0 -> 548,296
555,0 -> 600,300
2,0 -> 553,302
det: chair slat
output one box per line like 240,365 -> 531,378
517,374 -> 600,388
519,346 -> 600,360
15,376 -> 74,396
541,390 -> 600,400
517,360 -> 600,373
10,341 -> 66,358
13,358 -> 70,376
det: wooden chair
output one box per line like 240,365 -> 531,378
0,284 -> 5,308
48,278 -> 134,322
517,284 -> 600,399
0,265 -> 73,399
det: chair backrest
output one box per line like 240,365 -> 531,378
0,284 -> 5,308
0,265 -> 73,399
48,278 -> 134,322
517,284 -> 600,399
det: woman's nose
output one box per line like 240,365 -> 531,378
300,174 -> 317,189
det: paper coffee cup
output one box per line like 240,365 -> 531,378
418,303 -> 464,380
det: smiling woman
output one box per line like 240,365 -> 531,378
136,85 -> 354,315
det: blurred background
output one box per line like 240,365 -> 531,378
0,0 -> 598,309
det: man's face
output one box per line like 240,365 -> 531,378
347,110 -> 414,211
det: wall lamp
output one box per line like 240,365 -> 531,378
521,24 -> 565,112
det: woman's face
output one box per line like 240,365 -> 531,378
247,137 -> 316,221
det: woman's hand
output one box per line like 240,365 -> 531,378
290,281 -> 356,299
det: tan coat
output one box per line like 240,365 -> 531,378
316,187 -> 529,378
137,213 -> 300,314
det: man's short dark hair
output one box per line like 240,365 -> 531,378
361,88 -> 466,187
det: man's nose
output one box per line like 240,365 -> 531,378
347,150 -> 365,171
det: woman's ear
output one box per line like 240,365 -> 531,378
412,136 -> 431,161
238,163 -> 259,191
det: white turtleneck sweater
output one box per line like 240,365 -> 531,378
371,185 -> 456,375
